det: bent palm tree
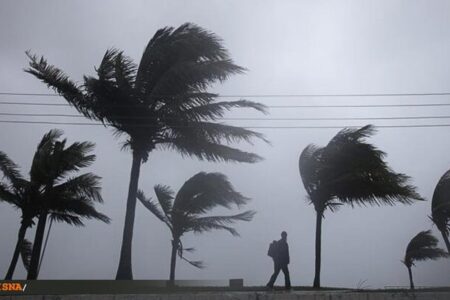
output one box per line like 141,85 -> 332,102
1,130 -> 110,279
26,129 -> 110,279
403,230 -> 448,289
137,172 -> 255,281
431,169 -> 450,253
26,23 -> 267,279
299,125 -> 423,288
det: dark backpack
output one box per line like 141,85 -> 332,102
267,240 -> 278,257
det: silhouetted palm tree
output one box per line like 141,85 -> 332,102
431,169 -> 450,253
299,125 -> 423,288
0,130 -> 110,279
403,230 -> 448,289
1,130 -> 110,280
137,172 -> 255,282
26,23 -> 267,279
25,129 -> 110,279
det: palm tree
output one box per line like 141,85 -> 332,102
25,23 -> 267,279
1,130 -> 110,280
137,172 -> 255,282
431,169 -> 450,253
299,125 -> 423,288
0,152 -> 36,280
25,129 -> 110,279
403,230 -> 448,289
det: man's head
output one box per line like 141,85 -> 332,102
281,231 -> 287,240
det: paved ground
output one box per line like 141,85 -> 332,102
2,290 -> 450,300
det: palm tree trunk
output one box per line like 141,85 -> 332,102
38,217 -> 53,274
4,222 -> 28,280
313,211 -> 323,289
27,212 -> 48,280
440,230 -> 450,254
408,266 -> 414,289
115,150 -> 143,280
169,239 -> 178,282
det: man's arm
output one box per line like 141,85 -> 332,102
287,244 -> 290,264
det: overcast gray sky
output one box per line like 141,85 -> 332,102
1,0 -> 450,288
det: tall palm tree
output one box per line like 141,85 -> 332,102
26,129 -> 110,279
26,23 -> 267,279
137,172 -> 255,282
299,125 -> 423,288
403,230 -> 448,289
1,130 -> 110,280
431,169 -> 450,253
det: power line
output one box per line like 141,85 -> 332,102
3,91 -> 450,98
2,101 -> 450,108
1,119 -> 450,129
4,112 -> 450,121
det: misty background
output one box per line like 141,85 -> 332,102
1,0 -> 450,288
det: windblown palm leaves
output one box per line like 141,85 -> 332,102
0,130 -> 110,280
403,230 -> 448,289
431,169 -> 450,253
137,172 -> 255,281
299,125 -> 423,288
26,23 -> 267,279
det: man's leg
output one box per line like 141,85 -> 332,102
266,262 -> 281,287
281,265 -> 291,289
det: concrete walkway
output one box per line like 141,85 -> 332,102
1,291 -> 450,300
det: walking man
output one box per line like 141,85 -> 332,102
266,231 -> 291,289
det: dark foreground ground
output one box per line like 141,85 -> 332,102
1,283 -> 450,299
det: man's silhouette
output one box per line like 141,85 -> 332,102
266,231 -> 291,289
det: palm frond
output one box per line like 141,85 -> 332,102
167,122 -> 269,145
151,60 -> 244,97
189,220 -> 239,236
96,48 -> 137,92
173,172 -> 250,215
50,197 -> 110,224
187,210 -> 255,236
432,169 -> 450,233
159,138 -> 262,163
326,201 -> 343,213
49,212 -> 84,227
180,257 -> 205,269
299,144 -> 322,196
0,151 -> 24,186
328,125 -> 377,148
36,129 -> 64,150
54,141 -> 96,178
0,182 -> 21,207
25,52 -> 95,119
135,23 -> 236,100
53,173 -> 103,203
154,184 -> 174,218
180,100 -> 268,121
96,48 -> 120,81
32,136 -> 96,185
137,189 -> 169,224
